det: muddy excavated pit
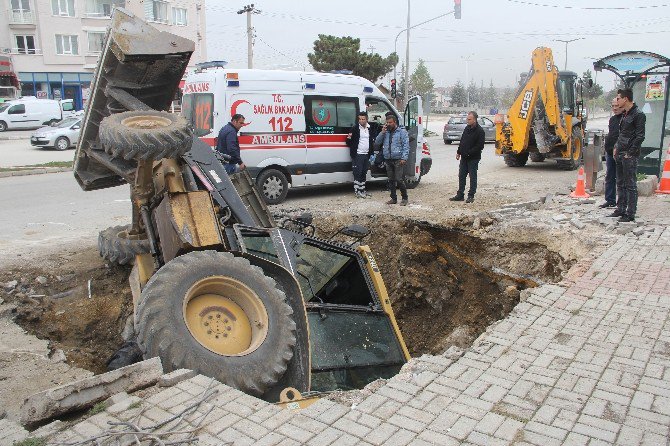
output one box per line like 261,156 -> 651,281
0,215 -> 578,376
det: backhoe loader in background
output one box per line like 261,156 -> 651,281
495,47 -> 591,170
73,9 -> 409,405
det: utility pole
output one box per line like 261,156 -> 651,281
237,4 -> 260,69
554,38 -> 583,70
404,0 -> 410,107
462,54 -> 473,107
392,8 -> 456,107
368,44 -> 376,54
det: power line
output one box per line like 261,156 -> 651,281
505,0 -> 670,9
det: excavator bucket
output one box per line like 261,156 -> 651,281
73,8 -> 194,191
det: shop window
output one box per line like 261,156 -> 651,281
56,35 -> 79,55
87,32 -> 106,53
172,7 -> 187,26
51,0 -> 75,16
15,35 -> 36,54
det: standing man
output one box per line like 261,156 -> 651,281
216,114 -> 246,174
449,111 -> 485,203
346,112 -> 376,198
599,98 -> 623,208
609,89 -> 646,222
375,112 -> 409,205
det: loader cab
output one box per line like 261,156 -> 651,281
557,71 -> 578,115
234,224 -> 409,393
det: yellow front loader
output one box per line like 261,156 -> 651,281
495,47 -> 589,170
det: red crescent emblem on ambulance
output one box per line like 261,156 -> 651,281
312,108 -> 331,126
231,99 -> 251,126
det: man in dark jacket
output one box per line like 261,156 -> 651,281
600,98 -> 623,208
609,89 -> 645,222
346,112 -> 378,198
216,114 -> 246,174
449,111 -> 485,203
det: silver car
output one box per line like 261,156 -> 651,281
30,117 -> 82,150
443,115 -> 496,144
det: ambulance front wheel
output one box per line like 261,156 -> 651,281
257,168 -> 289,205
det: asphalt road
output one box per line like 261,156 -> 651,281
0,171 -> 129,267
0,129 -> 76,168
1,117 -> 594,267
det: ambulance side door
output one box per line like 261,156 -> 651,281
230,93 -> 307,185
303,95 -> 358,185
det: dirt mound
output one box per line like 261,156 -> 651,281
0,249 -> 132,373
311,214 -> 576,356
0,213 -> 579,377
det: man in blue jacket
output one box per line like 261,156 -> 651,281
216,114 -> 246,174
375,112 -> 410,205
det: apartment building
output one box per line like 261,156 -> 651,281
1,0 -> 206,109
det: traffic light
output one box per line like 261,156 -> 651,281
454,0 -> 461,19
390,78 -> 397,98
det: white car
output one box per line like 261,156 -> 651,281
30,117 -> 82,150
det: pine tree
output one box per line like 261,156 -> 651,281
307,35 -> 398,82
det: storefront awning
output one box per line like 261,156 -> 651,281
0,71 -> 20,88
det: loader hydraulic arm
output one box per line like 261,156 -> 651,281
496,47 -> 569,155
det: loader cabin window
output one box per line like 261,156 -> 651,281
181,93 -> 213,137
558,75 -> 577,114
305,97 -> 357,134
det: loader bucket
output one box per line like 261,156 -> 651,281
73,8 -> 194,191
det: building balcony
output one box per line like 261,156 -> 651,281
1,48 -> 43,55
7,9 -> 36,26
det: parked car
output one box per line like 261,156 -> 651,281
0,97 -> 76,132
30,117 -> 81,150
443,115 -> 496,144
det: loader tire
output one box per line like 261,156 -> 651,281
556,128 -> 583,171
99,110 -> 193,161
529,152 -> 546,163
98,225 -> 150,265
504,152 -> 529,167
136,251 -> 296,396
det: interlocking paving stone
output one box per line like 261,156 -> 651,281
43,226 -> 670,446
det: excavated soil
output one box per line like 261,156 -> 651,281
314,214 -> 574,356
0,215 -> 577,373
0,249 -> 132,374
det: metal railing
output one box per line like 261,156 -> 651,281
8,9 -> 35,24
1,47 -> 43,55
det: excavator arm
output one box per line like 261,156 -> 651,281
496,47 -> 572,156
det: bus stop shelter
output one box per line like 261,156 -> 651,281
594,51 -> 670,176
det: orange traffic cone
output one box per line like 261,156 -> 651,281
570,166 -> 590,198
655,145 -> 670,194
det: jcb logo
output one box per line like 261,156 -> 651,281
518,90 -> 533,119
545,59 -> 552,72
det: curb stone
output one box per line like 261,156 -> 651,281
0,167 -> 72,178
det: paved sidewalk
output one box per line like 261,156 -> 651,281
17,226 -> 670,445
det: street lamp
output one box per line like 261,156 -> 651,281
461,53 -> 474,107
554,38 -> 584,71
392,6 -> 456,106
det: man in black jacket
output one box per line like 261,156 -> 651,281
609,89 -> 646,222
449,111 -> 485,203
600,98 -> 623,208
346,112 -> 377,198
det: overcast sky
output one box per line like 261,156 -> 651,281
205,0 -> 670,91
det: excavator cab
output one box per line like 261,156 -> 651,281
557,72 -> 578,116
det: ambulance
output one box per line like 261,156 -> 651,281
181,65 -> 432,204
